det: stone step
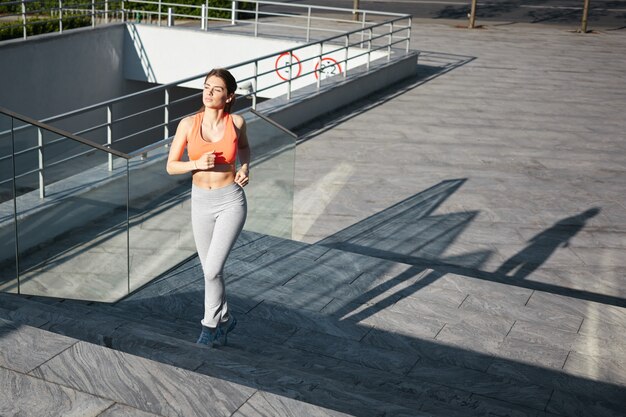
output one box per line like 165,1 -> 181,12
0,300 -> 431,417
0,292 -> 558,417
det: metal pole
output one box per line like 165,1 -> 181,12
205,0 -> 209,31
201,4 -> 206,30
158,0 -> 162,26
107,105 -> 113,171
387,22 -> 393,61
317,42 -> 322,89
10,117 -> 21,294
367,27 -> 372,70
344,35 -> 349,77
167,7 -> 173,26
164,88 -> 170,140
231,0 -> 237,25
254,1 -> 259,36
21,1 -> 27,40
59,0 -> 63,32
122,0 -> 126,22
468,0 -> 478,29
353,0 -> 359,21
105,0 -> 109,24
306,7 -> 311,42
252,61 -> 258,109
287,52 -> 293,100
38,128 -> 45,198
360,11 -> 366,46
406,17 -> 412,53
581,0 -> 591,33
91,0 -> 96,28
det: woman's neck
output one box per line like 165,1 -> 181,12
202,108 -> 226,128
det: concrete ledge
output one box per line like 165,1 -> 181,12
255,50 -> 419,131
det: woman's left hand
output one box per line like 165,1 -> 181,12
234,167 -> 249,187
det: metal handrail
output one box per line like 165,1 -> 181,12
1,0 -> 411,198
0,106 -> 129,159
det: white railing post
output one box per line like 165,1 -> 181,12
91,0 -> 96,27
59,0 -> 63,32
105,0 -> 109,24
21,1 -> 27,40
254,1 -> 259,36
164,88 -> 170,140
387,22 -> 393,61
38,128 -> 45,199
367,27 -> 372,70
231,1 -> 237,25
306,7 -> 311,42
167,7 -> 173,26
201,4 -> 206,30
344,35 -> 349,78
360,11 -> 366,46
205,0 -> 209,31
287,52 -> 293,100
107,105 -> 113,171
406,17 -> 411,53
316,42 -> 322,89
121,0 -> 126,22
158,0 -> 162,26
252,61 -> 258,110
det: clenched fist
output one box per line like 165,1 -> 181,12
194,151 -> 215,170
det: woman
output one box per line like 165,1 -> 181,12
166,68 -> 250,347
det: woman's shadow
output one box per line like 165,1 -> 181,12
495,207 -> 600,280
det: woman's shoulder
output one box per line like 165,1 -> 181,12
180,113 -> 198,128
230,113 -> 246,129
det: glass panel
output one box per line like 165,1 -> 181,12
0,114 -> 17,293
13,122 -> 129,302
128,144 -> 195,293
242,110 -> 296,239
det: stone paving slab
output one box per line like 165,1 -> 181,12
2,15 -> 626,417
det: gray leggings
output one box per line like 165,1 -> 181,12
191,183 -> 247,328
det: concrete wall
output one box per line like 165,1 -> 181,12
123,24 -> 387,98
123,23 -> 301,89
256,51 -> 419,132
0,24 -> 127,121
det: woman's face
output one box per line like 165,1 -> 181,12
202,75 -> 232,109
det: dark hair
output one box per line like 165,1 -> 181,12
201,68 -> 237,113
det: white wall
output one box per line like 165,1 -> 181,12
123,24 -> 387,98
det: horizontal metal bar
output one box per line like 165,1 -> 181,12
46,147 -> 99,169
0,107 -> 129,159
112,122 -> 165,144
249,109 -> 298,139
127,136 -> 172,158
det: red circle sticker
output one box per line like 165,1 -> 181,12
275,52 -> 302,81
314,57 -> 342,79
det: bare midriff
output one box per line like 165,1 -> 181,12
192,163 -> 236,189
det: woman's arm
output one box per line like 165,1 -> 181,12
234,115 -> 250,187
166,116 -> 197,175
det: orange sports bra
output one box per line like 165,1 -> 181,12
187,111 -> 238,164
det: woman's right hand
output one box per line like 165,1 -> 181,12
194,151 -> 215,170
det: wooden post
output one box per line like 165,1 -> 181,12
468,0 -> 477,29
581,0 -> 591,33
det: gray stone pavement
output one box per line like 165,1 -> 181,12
1,18 -> 625,417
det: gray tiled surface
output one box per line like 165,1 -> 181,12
1,16 -> 626,417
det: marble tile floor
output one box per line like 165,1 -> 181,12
2,16 -> 626,417
1,229 -> 625,416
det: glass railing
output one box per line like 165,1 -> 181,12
0,107 -> 295,301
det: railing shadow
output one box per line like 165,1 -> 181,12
105,178 -> 625,416
3,178 -> 624,416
